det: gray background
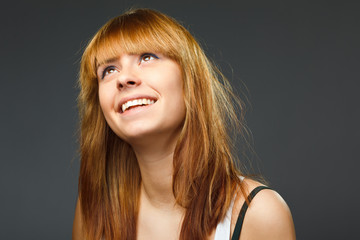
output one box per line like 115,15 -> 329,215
1,0 -> 359,239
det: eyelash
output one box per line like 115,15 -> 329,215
101,66 -> 117,79
139,53 -> 159,63
100,53 -> 159,79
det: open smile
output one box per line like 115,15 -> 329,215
118,96 -> 158,114
121,98 -> 156,113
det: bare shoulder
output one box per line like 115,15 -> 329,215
231,178 -> 296,240
72,197 -> 84,240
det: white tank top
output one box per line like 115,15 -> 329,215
213,195 -> 235,240
214,176 -> 244,240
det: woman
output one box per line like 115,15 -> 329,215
73,8 -> 295,240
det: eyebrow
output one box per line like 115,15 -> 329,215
96,57 -> 119,69
95,53 -> 142,70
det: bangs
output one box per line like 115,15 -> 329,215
89,10 -> 184,71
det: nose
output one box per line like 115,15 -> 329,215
116,67 -> 141,90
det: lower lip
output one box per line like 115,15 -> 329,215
120,103 -> 155,116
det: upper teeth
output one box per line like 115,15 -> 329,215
122,98 -> 155,112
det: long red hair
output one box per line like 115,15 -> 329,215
78,8 -> 249,240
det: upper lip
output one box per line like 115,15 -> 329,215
117,94 -> 158,113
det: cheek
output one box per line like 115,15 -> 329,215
165,72 -> 186,118
170,73 -> 184,105
98,85 -> 115,116
159,65 -> 183,97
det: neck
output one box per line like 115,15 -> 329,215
130,131 -> 180,209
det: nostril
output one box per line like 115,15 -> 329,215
127,81 -> 136,85
117,78 -> 139,89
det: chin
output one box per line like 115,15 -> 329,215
116,125 -> 159,143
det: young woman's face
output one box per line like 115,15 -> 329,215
97,52 -> 186,145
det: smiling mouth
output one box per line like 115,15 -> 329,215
121,98 -> 156,113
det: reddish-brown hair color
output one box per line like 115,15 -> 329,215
78,8 -> 249,240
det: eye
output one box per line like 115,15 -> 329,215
101,66 -> 118,79
139,53 -> 159,64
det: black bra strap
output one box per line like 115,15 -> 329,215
231,186 -> 271,240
